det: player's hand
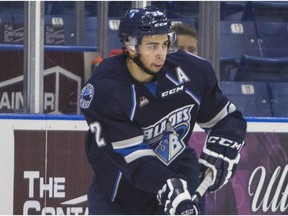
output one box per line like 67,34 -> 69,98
157,178 -> 200,215
199,135 -> 244,192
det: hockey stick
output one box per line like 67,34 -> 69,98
191,169 -> 213,202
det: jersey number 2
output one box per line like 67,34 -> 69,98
89,121 -> 106,147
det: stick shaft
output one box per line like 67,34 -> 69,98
191,170 -> 213,202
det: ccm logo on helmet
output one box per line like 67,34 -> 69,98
207,136 -> 244,152
155,22 -> 168,27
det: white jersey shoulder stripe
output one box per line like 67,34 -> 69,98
124,149 -> 156,163
197,102 -> 236,129
112,135 -> 143,149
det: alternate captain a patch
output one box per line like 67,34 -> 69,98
80,83 -> 94,109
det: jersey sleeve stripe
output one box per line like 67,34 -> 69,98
166,73 -> 201,106
185,88 -> 200,106
111,171 -> 122,202
112,135 -> 144,149
197,102 -> 236,129
129,84 -> 137,121
114,142 -> 150,156
124,149 -> 156,163
166,73 -> 179,85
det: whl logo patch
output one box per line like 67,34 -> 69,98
80,83 -> 94,109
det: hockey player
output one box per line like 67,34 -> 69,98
80,6 -> 246,215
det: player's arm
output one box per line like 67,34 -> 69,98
198,107 -> 246,192
196,61 -> 247,192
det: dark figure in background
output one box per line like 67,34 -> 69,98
172,23 -> 199,55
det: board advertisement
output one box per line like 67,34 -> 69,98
0,115 -> 287,214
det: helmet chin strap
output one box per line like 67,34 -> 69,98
128,53 -> 156,76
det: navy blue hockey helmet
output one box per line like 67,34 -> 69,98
118,6 -> 174,44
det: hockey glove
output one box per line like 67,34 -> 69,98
157,178 -> 200,215
199,135 -> 244,192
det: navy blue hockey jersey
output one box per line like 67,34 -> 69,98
80,50 -> 246,214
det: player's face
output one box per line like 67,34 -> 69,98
138,34 -> 169,73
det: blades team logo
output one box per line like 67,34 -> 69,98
154,121 -> 186,165
143,104 -> 194,165
80,84 -> 94,109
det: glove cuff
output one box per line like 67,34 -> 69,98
176,202 -> 199,215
